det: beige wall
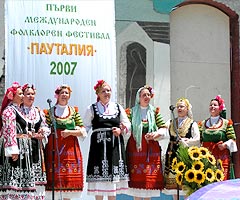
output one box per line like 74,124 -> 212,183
170,4 -> 231,121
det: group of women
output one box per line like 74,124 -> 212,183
0,80 -> 237,200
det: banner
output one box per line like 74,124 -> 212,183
5,0 -> 116,115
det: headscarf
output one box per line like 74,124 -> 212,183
131,85 -> 157,150
176,97 -> 193,119
93,80 -> 111,102
212,95 -> 226,119
0,82 -> 21,128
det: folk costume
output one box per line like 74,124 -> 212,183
0,82 -> 36,199
84,80 -> 131,197
125,86 -> 167,198
163,98 -> 200,196
21,104 -> 50,199
44,85 -> 87,200
199,95 -> 237,180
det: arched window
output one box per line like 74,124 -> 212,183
126,42 -> 146,108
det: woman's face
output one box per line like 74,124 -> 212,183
209,100 -> 221,117
139,88 -> 151,107
13,88 -> 24,105
57,88 -> 70,106
23,88 -> 35,107
98,85 -> 111,104
177,101 -> 188,118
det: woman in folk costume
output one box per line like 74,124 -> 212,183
163,98 -> 200,200
198,95 -> 237,180
83,80 -> 131,200
21,83 -> 51,199
125,85 -> 168,200
44,84 -> 87,200
0,82 -> 36,199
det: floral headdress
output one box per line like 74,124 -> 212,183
22,83 -> 36,93
212,95 -> 226,119
54,84 -> 72,99
143,85 -> 154,98
94,80 -> 106,94
0,82 -> 21,116
94,80 -> 111,101
213,95 -> 225,111
5,82 -> 21,101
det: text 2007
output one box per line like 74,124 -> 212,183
50,61 -> 77,75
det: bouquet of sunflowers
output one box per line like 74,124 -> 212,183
172,144 -> 225,196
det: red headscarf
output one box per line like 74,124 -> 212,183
0,82 -> 21,115
0,82 -> 21,129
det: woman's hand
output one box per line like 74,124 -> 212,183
61,129 -> 83,138
217,141 -> 227,151
112,127 -> 121,137
33,128 -> 44,139
33,133 -> 44,139
120,123 -> 126,132
145,132 -> 162,141
12,154 -> 19,161
61,130 -> 70,138
145,133 -> 154,141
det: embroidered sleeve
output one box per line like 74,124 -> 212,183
73,106 -> 84,127
43,109 -> 52,126
226,119 -> 236,140
2,106 -> 18,150
155,107 -> 166,128
125,107 -> 132,122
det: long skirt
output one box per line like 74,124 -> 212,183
45,129 -> 84,191
203,141 -> 230,180
0,137 -> 36,200
126,133 -> 164,197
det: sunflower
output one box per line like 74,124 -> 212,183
192,160 -> 204,171
217,159 -> 224,171
188,146 -> 198,153
215,169 -> 224,181
189,149 -> 202,161
175,144 -> 224,196
175,161 -> 186,173
194,171 -> 206,185
199,147 -> 209,158
176,172 -> 183,185
205,168 -> 215,182
207,154 -> 216,165
171,157 -> 178,170
185,169 -> 195,183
